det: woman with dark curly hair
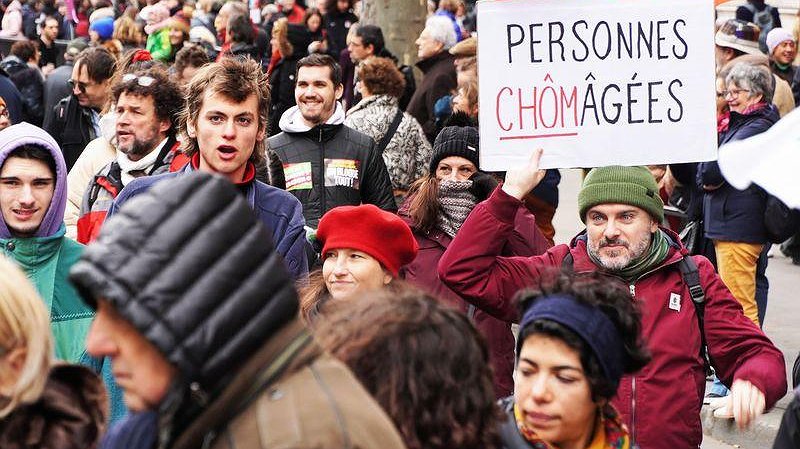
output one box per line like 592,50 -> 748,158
499,271 -> 651,449
314,287 -> 500,449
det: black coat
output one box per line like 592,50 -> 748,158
323,9 -> 358,59
43,95 -> 96,171
698,105 -> 779,243
405,51 -> 457,143
267,123 -> 396,228
0,56 -> 44,126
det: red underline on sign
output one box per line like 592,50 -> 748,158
499,132 -> 579,140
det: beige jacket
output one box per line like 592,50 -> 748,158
65,137 -> 115,239
170,319 -> 407,449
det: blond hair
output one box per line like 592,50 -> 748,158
0,256 -> 53,418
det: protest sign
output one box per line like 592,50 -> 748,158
477,0 -> 717,170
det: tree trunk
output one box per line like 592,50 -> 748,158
360,0 -> 428,68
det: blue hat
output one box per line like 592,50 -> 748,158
90,16 -> 115,41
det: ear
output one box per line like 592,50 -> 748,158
159,118 -> 171,136
335,83 -> 344,101
382,270 -> 393,286
650,219 -> 660,233
256,124 -> 266,143
4,347 -> 27,377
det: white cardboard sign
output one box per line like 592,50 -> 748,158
477,0 -> 718,170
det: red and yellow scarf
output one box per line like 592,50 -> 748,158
513,403 -> 631,449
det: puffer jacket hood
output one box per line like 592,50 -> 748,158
69,172 -> 300,395
0,122 -> 67,239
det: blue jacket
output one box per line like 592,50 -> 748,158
108,165 -> 310,280
698,105 -> 779,243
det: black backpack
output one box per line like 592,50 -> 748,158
561,251 -> 714,376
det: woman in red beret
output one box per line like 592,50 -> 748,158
299,204 -> 418,321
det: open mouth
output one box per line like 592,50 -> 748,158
12,208 -> 37,220
217,145 -> 238,161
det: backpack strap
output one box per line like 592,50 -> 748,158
677,255 -> 714,376
376,108 -> 404,154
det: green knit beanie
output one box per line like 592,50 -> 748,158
578,166 -> 664,223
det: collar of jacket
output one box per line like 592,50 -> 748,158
347,94 -> 397,116
166,319 -> 318,449
297,122 -> 343,142
567,226 -> 686,275
728,103 -> 779,127
415,50 -> 454,73
0,223 -> 67,270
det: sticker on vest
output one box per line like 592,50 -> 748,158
668,292 -> 682,312
324,159 -> 360,189
284,162 -> 313,191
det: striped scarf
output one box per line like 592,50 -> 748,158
513,403 -> 631,449
436,180 -> 477,238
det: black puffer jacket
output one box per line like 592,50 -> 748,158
69,172 -> 299,400
267,109 -> 396,228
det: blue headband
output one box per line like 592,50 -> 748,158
518,294 -> 626,390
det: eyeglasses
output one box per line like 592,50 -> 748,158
68,79 -> 91,94
722,89 -> 750,99
0,108 -> 8,119
122,73 -> 156,87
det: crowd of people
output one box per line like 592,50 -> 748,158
0,0 -> 798,448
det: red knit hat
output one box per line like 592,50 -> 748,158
317,205 -> 418,276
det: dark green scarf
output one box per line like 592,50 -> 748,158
590,229 -> 671,281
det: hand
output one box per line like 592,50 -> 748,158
501,148 -> 546,200
729,379 -> 766,429
468,171 -> 499,201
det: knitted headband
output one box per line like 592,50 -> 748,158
518,294 -> 626,390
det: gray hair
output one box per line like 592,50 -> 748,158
725,62 -> 774,104
424,15 -> 457,50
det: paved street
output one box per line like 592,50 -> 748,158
552,168 -> 798,449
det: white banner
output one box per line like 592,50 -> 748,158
477,0 -> 718,170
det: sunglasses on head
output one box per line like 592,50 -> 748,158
122,73 -> 156,87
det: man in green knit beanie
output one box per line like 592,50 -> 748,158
438,149 -> 787,449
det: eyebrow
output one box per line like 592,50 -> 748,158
519,358 -> 583,372
0,176 -> 54,182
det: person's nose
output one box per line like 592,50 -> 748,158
85,318 -> 117,358
445,170 -> 460,182
221,118 -> 236,140
332,255 -> 349,276
529,375 -> 552,403
17,184 -> 35,206
603,220 -> 620,240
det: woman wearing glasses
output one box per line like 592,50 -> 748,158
698,62 -> 778,417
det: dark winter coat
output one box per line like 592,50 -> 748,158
0,70 -> 23,123
698,104 -> 779,243
0,55 -> 44,125
773,389 -> 800,449
267,24 -> 312,136
438,186 -> 787,449
107,161 -> 309,280
43,94 -> 97,171
400,204 -> 550,398
323,8 -> 357,59
268,108 -> 396,228
405,51 -> 457,143
0,364 -> 107,449
70,172 -> 405,449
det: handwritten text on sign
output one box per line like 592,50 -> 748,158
477,0 -> 717,170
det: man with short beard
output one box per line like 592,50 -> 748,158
76,68 -> 183,244
438,154 -> 787,449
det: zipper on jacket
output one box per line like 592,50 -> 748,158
631,377 -> 637,444
629,284 -> 636,297
318,128 -> 326,219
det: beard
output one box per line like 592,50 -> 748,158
118,130 -> 161,159
587,228 -> 653,271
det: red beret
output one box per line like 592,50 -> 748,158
317,205 -> 418,276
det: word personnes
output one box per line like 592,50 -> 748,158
495,73 -> 684,136
506,19 -> 688,64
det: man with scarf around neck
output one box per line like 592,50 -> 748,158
438,151 -> 787,449
75,67 -> 184,245
71,172 -> 407,449
267,53 -> 395,230
0,122 -> 125,421
107,57 -> 309,281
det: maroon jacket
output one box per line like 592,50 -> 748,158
400,205 -> 550,398
438,187 -> 787,449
